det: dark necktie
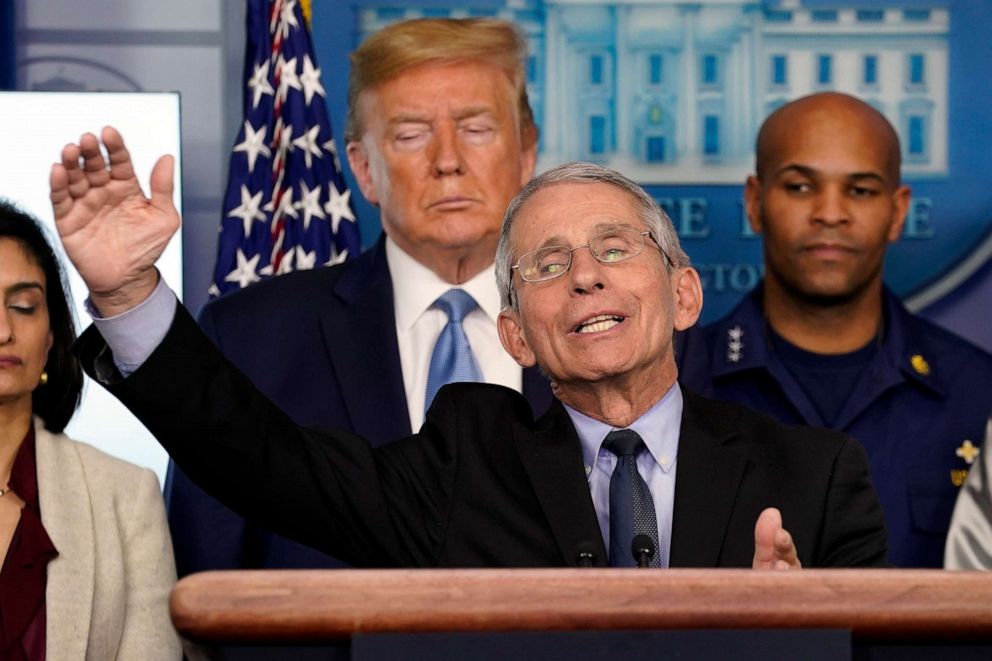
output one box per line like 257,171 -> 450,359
604,429 -> 662,567
424,289 -> 484,414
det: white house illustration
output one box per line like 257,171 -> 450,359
357,0 -> 948,183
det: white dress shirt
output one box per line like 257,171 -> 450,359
386,238 -> 522,432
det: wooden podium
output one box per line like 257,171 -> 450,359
171,569 -> 992,659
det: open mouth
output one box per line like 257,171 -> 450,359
575,314 -> 625,334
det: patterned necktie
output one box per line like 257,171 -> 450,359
424,289 -> 484,415
604,429 -> 662,567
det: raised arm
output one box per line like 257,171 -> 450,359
49,126 -> 178,316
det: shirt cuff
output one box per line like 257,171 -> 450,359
86,277 -> 177,377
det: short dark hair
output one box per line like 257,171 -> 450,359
0,199 -> 82,432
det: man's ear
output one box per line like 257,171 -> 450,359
887,184 -> 911,243
519,133 -> 538,186
744,175 -> 763,234
671,267 -> 703,332
345,141 -> 379,206
498,309 -> 537,368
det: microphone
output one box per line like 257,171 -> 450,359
575,541 -> 598,567
631,534 -> 655,568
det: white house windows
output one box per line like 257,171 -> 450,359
901,98 -> 934,164
816,54 -> 832,87
907,53 -> 927,89
589,115 -> 607,155
908,116 -> 926,155
857,9 -> 885,22
862,54 -> 879,89
703,115 -> 720,156
770,54 -> 788,88
648,54 -> 663,86
590,53 -> 605,85
701,54 -> 720,87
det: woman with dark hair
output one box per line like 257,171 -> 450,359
0,200 -> 179,659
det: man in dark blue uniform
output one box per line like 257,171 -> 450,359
678,92 -> 992,568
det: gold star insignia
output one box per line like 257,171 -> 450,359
951,469 -> 970,487
910,354 -> 930,375
956,439 -> 981,465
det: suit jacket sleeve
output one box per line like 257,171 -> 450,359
817,436 -> 890,567
77,302 -> 441,568
163,301 -> 262,576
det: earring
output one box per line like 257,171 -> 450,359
39,371 -> 48,386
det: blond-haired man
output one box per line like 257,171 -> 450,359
165,18 -> 551,577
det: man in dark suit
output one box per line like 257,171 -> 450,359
165,17 -> 552,575
51,127 -> 887,568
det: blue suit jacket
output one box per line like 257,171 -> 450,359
165,238 -> 553,575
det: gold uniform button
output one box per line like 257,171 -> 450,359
910,354 -> 930,376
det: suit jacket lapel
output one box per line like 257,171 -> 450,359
35,422 -> 96,659
320,238 -> 412,443
513,400 -> 607,567
669,391 -> 749,567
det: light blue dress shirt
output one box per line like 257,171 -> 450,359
564,384 -> 682,568
87,276 -> 176,378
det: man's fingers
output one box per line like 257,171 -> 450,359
774,528 -> 801,569
49,163 -> 72,221
60,141 -> 81,172
752,507 -> 800,570
753,507 -> 781,565
60,142 -> 93,199
79,131 -> 113,188
103,125 -> 137,182
78,132 -> 106,170
101,125 -> 125,152
149,154 -> 176,213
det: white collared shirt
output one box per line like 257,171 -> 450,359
386,238 -> 522,432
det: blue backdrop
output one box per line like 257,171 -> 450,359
311,0 -> 992,327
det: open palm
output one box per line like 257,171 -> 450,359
50,126 -> 179,315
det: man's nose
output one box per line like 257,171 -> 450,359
812,185 -> 851,226
568,245 -> 606,295
430,124 -> 464,176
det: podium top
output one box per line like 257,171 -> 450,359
170,568 -> 992,644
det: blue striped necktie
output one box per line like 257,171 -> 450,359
604,429 -> 662,567
424,289 -> 484,415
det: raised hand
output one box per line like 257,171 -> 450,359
752,507 -> 802,570
50,126 -> 179,316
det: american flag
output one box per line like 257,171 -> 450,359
209,0 -> 360,297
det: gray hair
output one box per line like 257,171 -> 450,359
495,161 -> 690,310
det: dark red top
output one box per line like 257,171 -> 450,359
0,427 -> 59,661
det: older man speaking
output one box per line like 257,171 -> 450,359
51,130 -> 886,568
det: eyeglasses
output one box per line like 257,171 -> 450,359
511,227 -> 670,283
